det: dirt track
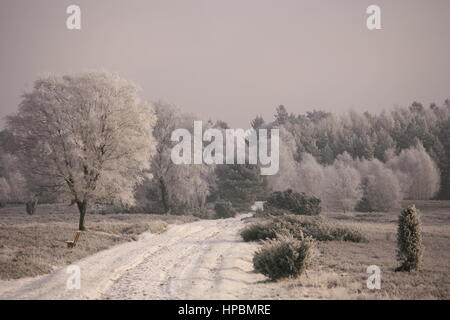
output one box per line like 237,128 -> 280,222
0,214 -> 264,300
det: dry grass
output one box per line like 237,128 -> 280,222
0,203 -> 197,280
246,200 -> 450,299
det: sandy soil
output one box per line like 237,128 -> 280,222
0,214 -> 265,300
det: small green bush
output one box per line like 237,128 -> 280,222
264,189 -> 321,216
329,226 -> 368,243
396,205 -> 423,272
241,215 -> 368,243
214,200 -> 236,219
25,198 -> 38,215
253,234 -> 313,280
240,222 -> 277,242
260,206 -> 286,217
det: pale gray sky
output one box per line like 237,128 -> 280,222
1,0 -> 449,128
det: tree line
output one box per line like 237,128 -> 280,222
0,71 -> 448,230
260,103 -> 449,202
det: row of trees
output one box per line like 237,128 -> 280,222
262,102 -> 450,199
0,74 -> 266,228
0,71 -> 446,229
268,127 -> 440,212
132,101 -> 266,216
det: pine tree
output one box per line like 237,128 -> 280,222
214,164 -> 266,211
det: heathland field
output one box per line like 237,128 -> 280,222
0,200 -> 448,299
0,204 -> 197,280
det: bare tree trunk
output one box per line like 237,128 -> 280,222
159,178 -> 170,214
76,200 -> 88,231
25,197 -> 38,215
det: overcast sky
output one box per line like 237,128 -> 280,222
1,0 -> 449,128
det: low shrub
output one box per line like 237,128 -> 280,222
329,226 -> 368,243
193,207 -> 216,219
25,198 -> 38,215
278,215 -> 368,242
253,234 -> 313,280
214,200 -> 236,219
241,215 -> 368,243
259,206 -> 286,217
241,222 -> 277,242
264,189 -> 321,216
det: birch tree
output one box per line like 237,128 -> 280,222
322,153 -> 363,212
297,153 -> 325,198
145,102 -> 213,214
356,158 -> 402,211
7,71 -> 156,230
387,143 -> 440,200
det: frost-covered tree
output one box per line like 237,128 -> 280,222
267,128 -> 299,192
297,153 -> 324,198
0,177 -> 11,206
168,164 -> 213,213
251,115 -> 265,130
264,101 -> 450,199
143,102 -> 214,214
148,102 -> 182,212
387,143 -> 440,200
355,158 -> 402,212
7,71 -> 156,230
322,153 -> 362,212
275,105 -> 290,125
0,153 -> 29,204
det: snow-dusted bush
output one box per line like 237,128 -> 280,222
396,205 -> 423,271
241,215 -> 368,243
253,234 -> 313,280
265,189 -> 321,216
214,200 -> 236,219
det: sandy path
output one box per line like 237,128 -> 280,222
103,213 -> 264,300
0,214 -> 265,300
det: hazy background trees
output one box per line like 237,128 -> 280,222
296,153 -> 324,199
322,153 -> 363,212
265,101 -> 448,202
262,101 -> 446,212
0,153 -> 28,205
355,158 -> 403,212
387,143 -> 440,200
